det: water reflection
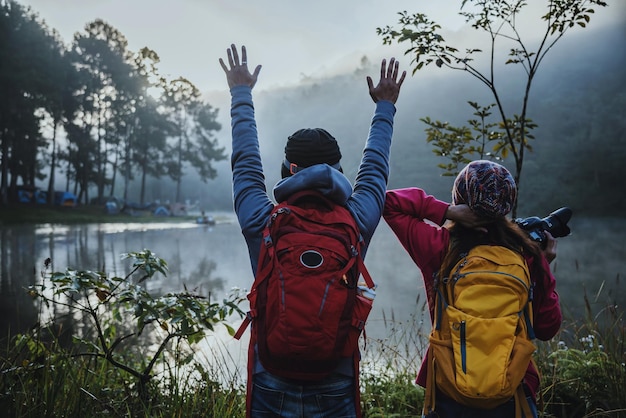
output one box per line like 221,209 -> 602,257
1,215 -> 624,369
0,225 -> 40,343
0,218 -> 255,348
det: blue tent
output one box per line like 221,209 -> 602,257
54,191 -> 78,207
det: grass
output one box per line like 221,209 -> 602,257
3,297 -> 623,417
0,335 -> 247,417
535,290 -> 626,418
0,204 -> 209,225
360,300 -> 430,417
0,219 -> 623,417
2,300 -> 622,417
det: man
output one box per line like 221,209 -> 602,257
219,44 -> 405,417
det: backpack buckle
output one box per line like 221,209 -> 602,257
268,208 -> 290,227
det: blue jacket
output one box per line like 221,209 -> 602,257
230,85 -> 397,275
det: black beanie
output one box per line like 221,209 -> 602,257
282,128 -> 342,176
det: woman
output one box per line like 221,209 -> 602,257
383,160 -> 562,417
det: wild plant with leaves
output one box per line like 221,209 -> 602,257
9,250 -> 245,415
377,0 -> 608,216
537,289 -> 625,417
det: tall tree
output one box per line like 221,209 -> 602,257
40,31 -> 76,204
118,47 -> 162,203
186,102 -> 225,183
1,5 -> 225,207
106,45 -> 150,201
0,1 -> 64,204
162,77 -> 225,203
132,95 -> 173,206
378,0 -> 608,215
68,19 -> 136,204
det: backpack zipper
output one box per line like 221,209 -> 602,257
457,270 -> 529,292
460,320 -> 467,373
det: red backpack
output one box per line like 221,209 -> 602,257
234,189 -> 375,387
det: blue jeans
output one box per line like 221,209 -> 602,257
250,371 -> 356,418
427,391 -> 538,418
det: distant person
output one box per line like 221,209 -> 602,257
383,160 -> 562,417
219,44 -> 405,417
197,210 -> 214,225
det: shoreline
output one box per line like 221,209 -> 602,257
0,204 -> 234,225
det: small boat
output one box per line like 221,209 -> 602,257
196,215 -> 216,225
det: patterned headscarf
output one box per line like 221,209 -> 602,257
452,160 -> 517,218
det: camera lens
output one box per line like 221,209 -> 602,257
543,207 -> 572,238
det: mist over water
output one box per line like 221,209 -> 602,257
2,215 -> 623,374
190,22 -> 626,222
2,1 -> 623,387
3,18 -> 625,367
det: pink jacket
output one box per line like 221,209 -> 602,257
383,187 -> 562,399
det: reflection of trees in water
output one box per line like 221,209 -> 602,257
0,226 -> 39,350
74,225 -> 102,271
184,257 -> 224,295
0,224 -> 225,364
136,255 -> 225,299
47,225 -> 116,273
142,234 -> 225,298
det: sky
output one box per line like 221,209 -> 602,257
9,0 -> 625,206
15,0 -> 477,93
16,0 -> 625,94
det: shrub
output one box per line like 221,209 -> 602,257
0,250 -> 246,416
537,290 -> 625,417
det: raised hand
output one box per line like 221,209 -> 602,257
219,44 -> 262,89
366,57 -> 406,104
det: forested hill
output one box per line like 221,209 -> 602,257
210,22 -> 625,219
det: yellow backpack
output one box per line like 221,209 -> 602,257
423,245 -> 536,417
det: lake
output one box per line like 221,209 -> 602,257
1,213 -> 624,377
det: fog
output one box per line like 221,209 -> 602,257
19,0 -> 625,92
20,0 -> 625,216
189,19 -> 625,219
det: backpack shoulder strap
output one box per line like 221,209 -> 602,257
514,384 -> 533,418
355,252 -> 375,289
423,344 -> 437,415
233,209 -> 277,341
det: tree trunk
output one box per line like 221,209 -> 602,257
47,120 -> 58,205
0,130 -> 8,206
140,164 -> 147,206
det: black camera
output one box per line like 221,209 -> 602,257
515,207 -> 572,247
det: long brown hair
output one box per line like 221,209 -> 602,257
439,217 -> 544,279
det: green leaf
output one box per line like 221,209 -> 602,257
223,323 -> 236,337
